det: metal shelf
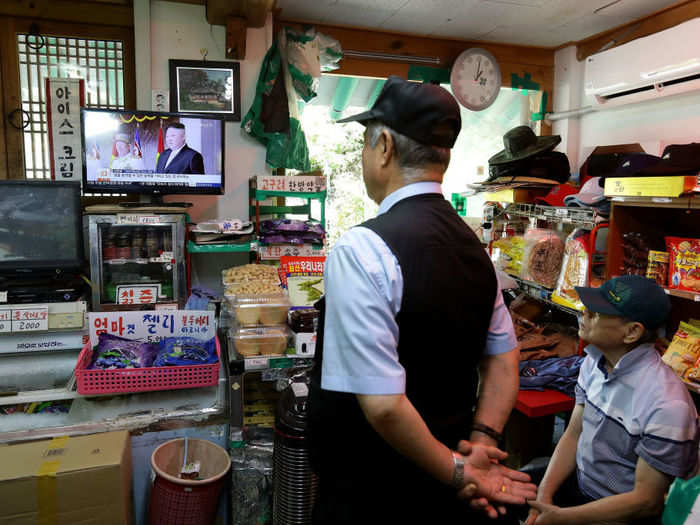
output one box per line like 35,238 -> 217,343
505,203 -> 598,228
512,276 -> 580,317
187,241 -> 256,254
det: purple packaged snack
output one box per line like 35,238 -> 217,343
90,333 -> 160,369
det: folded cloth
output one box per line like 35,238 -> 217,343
519,355 -> 585,398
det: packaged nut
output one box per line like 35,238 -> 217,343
230,326 -> 289,358
222,264 -> 280,285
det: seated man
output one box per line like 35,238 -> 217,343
527,275 -> 699,525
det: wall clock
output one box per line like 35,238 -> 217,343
450,47 -> 502,111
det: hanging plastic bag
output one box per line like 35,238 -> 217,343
317,32 -> 342,72
663,476 -> 700,525
241,37 -> 311,171
284,26 -> 320,103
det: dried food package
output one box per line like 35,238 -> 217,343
521,228 -> 565,289
666,237 -> 700,292
491,235 -> 525,277
552,229 -> 591,311
621,232 -> 649,276
646,250 -> 670,286
153,336 -> 218,367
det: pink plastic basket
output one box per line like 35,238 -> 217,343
75,336 -> 221,395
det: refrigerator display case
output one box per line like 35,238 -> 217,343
85,213 -> 187,310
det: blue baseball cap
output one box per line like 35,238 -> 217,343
575,275 -> 671,330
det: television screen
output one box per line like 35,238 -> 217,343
81,108 -> 224,195
0,181 -> 83,272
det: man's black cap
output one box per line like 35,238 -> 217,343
336,76 -> 461,149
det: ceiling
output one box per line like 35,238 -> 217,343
277,0 -> 680,47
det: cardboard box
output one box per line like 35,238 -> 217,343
0,430 -> 133,524
290,331 -> 316,358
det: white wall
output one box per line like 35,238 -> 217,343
554,38 -> 700,173
142,1 -> 273,222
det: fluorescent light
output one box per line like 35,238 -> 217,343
343,49 -> 441,65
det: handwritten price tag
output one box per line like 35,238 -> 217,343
10,305 -> 49,332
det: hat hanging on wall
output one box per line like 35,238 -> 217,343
489,125 -> 561,166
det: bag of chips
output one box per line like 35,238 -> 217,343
662,322 -> 700,379
666,237 -> 700,292
521,228 -> 565,289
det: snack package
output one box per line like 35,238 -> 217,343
491,236 -> 525,277
153,336 -> 218,367
662,322 -> 700,379
646,250 -> 670,286
552,229 -> 591,311
621,232 -> 649,276
222,264 -> 281,286
89,333 -> 159,370
666,237 -> 700,292
521,228 -> 565,289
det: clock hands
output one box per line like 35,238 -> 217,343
474,58 -> 482,81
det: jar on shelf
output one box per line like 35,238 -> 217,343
102,229 -> 117,260
132,228 -> 146,259
115,230 -> 132,259
146,228 -> 161,258
161,228 -> 173,253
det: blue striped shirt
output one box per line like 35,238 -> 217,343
575,343 -> 699,499
321,182 -> 518,395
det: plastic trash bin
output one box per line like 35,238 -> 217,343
148,438 -> 231,525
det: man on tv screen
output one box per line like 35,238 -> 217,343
155,122 -> 204,174
111,132 -> 145,171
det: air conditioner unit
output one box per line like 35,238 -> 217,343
585,17 -> 700,107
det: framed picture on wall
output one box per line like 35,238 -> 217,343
169,59 -> 241,121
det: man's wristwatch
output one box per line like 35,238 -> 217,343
451,451 -> 466,489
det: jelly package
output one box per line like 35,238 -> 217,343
153,336 -> 218,367
90,333 -> 159,370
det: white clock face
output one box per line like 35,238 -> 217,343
450,48 -> 502,111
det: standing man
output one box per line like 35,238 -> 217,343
308,77 -> 533,524
155,122 -> 204,174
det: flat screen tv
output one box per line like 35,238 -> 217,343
0,180 -> 83,274
81,108 -> 225,197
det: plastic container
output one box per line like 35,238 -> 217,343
226,293 -> 291,326
74,336 -> 221,395
224,281 -> 283,296
148,438 -> 231,525
230,326 -> 289,358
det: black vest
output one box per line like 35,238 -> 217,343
308,193 -> 498,522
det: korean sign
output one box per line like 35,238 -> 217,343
89,310 -> 215,346
46,78 -> 85,184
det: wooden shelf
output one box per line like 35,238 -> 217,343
663,287 -> 700,302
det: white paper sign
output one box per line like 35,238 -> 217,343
117,214 -> 163,225
0,310 -> 11,333
0,330 -> 88,354
116,284 -> 160,305
88,310 -> 215,346
256,175 -> 326,193
0,291 -> 6,303
7,305 -> 49,332
258,244 -> 325,260
46,78 -> 83,183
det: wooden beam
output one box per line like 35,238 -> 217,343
0,0 -> 133,27
226,16 -> 247,60
206,0 -> 275,28
576,0 -> 700,61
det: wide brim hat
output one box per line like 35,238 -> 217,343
487,150 -> 570,184
489,125 -> 561,166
